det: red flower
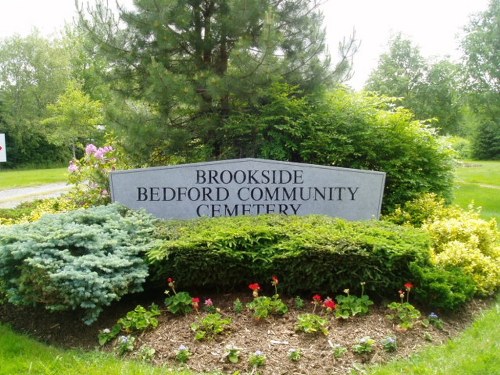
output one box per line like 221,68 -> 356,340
192,297 -> 200,304
404,282 -> 414,291
312,294 -> 322,303
323,298 -> 336,311
192,297 -> 200,311
167,277 -> 174,283
271,275 -> 279,285
249,283 -> 261,291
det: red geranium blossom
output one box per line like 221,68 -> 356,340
312,294 -> 322,303
323,298 -> 336,311
404,282 -> 414,290
249,283 -> 261,291
271,275 -> 279,285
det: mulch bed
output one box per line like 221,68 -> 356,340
0,291 -> 493,374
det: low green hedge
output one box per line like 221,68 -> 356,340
148,215 -> 431,298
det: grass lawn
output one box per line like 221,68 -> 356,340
0,323 -> 193,375
454,161 -> 500,223
0,167 -> 67,190
365,295 -> 500,375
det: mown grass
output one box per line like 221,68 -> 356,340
0,324 -> 193,375
0,168 -> 67,190
365,295 -> 500,375
454,160 -> 500,223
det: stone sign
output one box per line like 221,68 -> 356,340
110,158 -> 385,220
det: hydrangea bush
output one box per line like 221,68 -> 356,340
0,204 -> 157,324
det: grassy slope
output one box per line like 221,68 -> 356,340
0,168 -> 67,190
454,161 -> 500,223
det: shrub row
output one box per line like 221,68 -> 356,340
147,215 -> 432,298
0,204 -> 157,324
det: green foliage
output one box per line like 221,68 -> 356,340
335,293 -> 374,319
233,298 -> 244,314
332,344 -> 348,358
385,193 -> 499,298
352,336 -> 376,354
0,32 -> 72,166
116,335 -> 136,356
288,349 -> 302,362
295,313 -> 329,335
117,304 -> 161,333
225,347 -> 241,364
246,296 -> 288,319
79,0 -> 353,164
98,324 -> 122,346
41,80 -> 104,158
471,119 -> 500,160
190,313 -> 232,341
0,204 -> 157,324
410,263 -> 476,311
164,291 -> 193,315
175,345 -> 191,363
148,215 -> 431,298
248,351 -> 267,367
386,302 -> 421,330
381,337 -> 397,353
294,296 -> 305,310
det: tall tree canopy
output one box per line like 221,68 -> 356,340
78,0 -> 357,163
461,0 -> 499,159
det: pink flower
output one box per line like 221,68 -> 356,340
85,144 -> 97,155
204,298 -> 213,307
68,161 -> 78,173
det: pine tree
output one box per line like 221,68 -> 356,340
78,0 -> 356,162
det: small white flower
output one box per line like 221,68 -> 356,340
178,344 -> 188,351
102,328 -> 110,334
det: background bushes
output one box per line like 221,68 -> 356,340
0,204 -> 157,324
148,215 -> 431,298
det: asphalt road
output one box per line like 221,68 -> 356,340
0,182 -> 70,208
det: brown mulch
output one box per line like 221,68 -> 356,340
0,291 -> 493,374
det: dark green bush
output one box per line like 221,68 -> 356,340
148,215 -> 431,298
410,263 -> 476,311
0,203 -> 157,324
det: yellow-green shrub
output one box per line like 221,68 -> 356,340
430,239 -> 500,296
386,193 -> 499,296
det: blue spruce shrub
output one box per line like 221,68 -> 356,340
0,203 -> 157,324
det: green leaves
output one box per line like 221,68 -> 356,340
295,313 -> 329,335
0,204 -> 157,324
165,292 -> 193,315
190,313 -> 232,341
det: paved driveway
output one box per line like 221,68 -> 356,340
0,183 -> 70,208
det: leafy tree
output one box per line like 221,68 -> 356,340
365,35 -> 464,136
41,80 -> 104,158
461,0 -> 500,159
0,32 -> 72,166
78,0 -> 357,163
365,33 -> 426,102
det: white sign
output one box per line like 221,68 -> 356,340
0,134 -> 6,162
110,159 -> 386,220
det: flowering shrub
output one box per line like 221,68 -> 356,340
66,143 -> 120,207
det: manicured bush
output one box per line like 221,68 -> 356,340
148,215 -> 431,298
410,263 -> 476,311
0,204 -> 157,324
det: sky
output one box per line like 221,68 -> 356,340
0,0 -> 491,89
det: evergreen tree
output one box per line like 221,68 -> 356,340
78,0 -> 356,163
